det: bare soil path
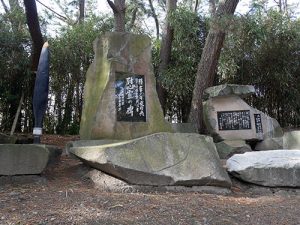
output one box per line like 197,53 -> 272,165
0,135 -> 299,225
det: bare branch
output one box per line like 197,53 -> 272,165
0,0 -> 9,14
148,0 -> 160,39
36,0 -> 68,21
128,7 -> 138,31
194,0 -> 199,13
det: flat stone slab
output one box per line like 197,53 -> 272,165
70,132 -> 231,188
0,144 -> 61,175
227,150 -> 300,187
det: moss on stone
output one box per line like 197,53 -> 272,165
80,32 -> 172,140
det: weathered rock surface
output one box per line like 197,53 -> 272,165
255,137 -> 283,150
80,32 -> 171,140
284,131 -> 300,149
171,123 -> 197,133
0,144 -> 61,175
203,85 -> 283,142
227,150 -> 300,187
255,131 -> 300,150
65,139 -> 121,155
70,133 -> 231,188
215,140 -> 252,159
203,84 -> 255,100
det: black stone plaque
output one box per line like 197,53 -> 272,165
217,110 -> 251,131
115,73 -> 146,122
254,113 -> 263,133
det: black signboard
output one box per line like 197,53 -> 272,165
115,73 -> 146,122
217,110 -> 251,131
254,113 -> 263,133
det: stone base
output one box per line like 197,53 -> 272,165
0,144 -> 62,175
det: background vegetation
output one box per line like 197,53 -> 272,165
0,0 -> 299,135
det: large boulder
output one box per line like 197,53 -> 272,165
203,84 -> 283,142
80,32 -> 172,140
0,144 -> 61,175
70,133 -> 232,188
226,150 -> 300,187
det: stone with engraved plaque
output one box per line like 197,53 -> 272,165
203,84 -> 283,142
80,32 -> 172,140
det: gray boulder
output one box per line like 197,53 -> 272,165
0,144 -> 60,175
70,132 -> 231,188
203,84 -> 255,100
226,150 -> 300,187
255,131 -> 300,150
215,140 -> 252,159
284,131 -> 300,149
255,137 -> 284,150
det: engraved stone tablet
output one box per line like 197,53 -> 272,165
254,114 -> 263,133
217,110 -> 251,131
115,73 -> 146,122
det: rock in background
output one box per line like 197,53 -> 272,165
80,32 -> 172,140
255,130 -> 300,150
203,84 -> 283,142
70,132 -> 231,188
215,140 -> 252,159
226,150 -> 300,187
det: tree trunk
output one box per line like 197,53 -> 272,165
79,0 -> 85,24
23,0 -> 44,72
157,0 -> 177,115
107,0 -> 126,32
189,0 -> 239,133
148,0 -> 160,39
10,92 -> 24,136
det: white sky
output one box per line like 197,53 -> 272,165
0,0 -> 299,36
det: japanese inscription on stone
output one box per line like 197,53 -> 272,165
254,113 -> 263,133
217,110 -> 251,131
115,73 -> 146,122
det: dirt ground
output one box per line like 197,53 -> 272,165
0,135 -> 299,225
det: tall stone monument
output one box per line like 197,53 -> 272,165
80,32 -> 172,140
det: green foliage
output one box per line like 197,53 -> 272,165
218,9 -> 300,127
45,16 -> 114,134
154,7 -> 207,122
0,6 -> 31,132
